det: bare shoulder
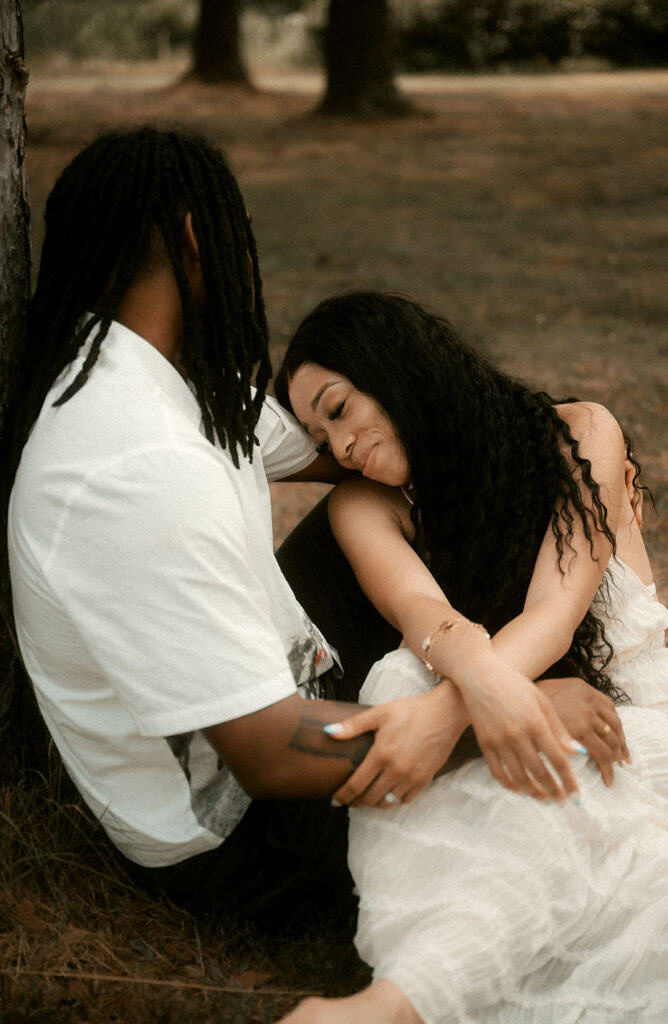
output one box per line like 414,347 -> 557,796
555,401 -> 628,523
328,477 -> 415,541
555,401 -> 625,455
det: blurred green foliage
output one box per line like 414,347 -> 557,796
22,0 -> 198,60
20,0 -> 668,68
395,0 -> 668,70
21,0 -> 316,63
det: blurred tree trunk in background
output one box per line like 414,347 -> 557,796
320,0 -> 407,116
190,0 -> 250,85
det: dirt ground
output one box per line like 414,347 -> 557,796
4,62 -> 667,1021
24,62 -> 668,585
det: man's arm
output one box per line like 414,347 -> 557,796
202,693 -> 373,799
279,451 -> 353,484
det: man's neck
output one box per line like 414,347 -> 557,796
114,270 -> 187,379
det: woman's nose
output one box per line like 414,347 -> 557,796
332,430 -> 354,463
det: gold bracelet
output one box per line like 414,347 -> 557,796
421,618 -> 490,676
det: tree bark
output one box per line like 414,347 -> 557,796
320,0 -> 408,116
1,0 -> 33,777
0,0 -> 29,379
190,0 -> 250,85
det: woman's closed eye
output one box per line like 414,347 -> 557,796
313,401 -> 344,453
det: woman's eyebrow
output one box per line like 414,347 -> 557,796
311,381 -> 338,412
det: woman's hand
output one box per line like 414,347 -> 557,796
458,659 -> 580,801
326,679 -> 469,808
537,676 -> 631,786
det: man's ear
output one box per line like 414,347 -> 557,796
183,211 -> 200,263
182,211 -> 206,306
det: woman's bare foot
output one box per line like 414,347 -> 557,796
276,979 -> 422,1024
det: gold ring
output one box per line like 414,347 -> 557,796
600,723 -> 612,737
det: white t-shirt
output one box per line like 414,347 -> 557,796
8,321 -> 336,867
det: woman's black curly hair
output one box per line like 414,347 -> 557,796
276,291 -> 641,700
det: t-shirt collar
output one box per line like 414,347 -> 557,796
80,315 -> 202,428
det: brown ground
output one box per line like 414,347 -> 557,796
2,62 -> 667,1021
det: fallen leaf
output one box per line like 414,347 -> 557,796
12,899 -> 51,935
228,969 -> 276,990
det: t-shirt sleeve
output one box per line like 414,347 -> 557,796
255,394 -> 317,481
46,444 -> 299,737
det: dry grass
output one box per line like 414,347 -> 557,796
1,759 -> 369,1021
2,63 -> 666,1020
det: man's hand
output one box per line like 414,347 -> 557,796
324,679 -> 469,808
536,676 -> 631,786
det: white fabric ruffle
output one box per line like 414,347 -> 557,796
349,558 -> 668,1023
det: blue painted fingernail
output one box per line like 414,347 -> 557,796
570,740 -> 588,755
570,795 -> 581,806
323,723 -> 343,735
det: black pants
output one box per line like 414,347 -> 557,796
123,496 -> 399,924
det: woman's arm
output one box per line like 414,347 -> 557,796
328,478 -> 579,802
492,402 -> 630,678
375,404 -> 631,696
328,404 -> 635,803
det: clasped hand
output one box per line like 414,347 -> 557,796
458,663 -> 581,801
535,676 -> 630,786
325,669 -> 629,807
329,681 -> 467,808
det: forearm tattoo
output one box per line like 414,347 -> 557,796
289,711 -> 373,768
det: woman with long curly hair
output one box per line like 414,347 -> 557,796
275,292 -> 668,1024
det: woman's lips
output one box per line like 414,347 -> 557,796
361,444 -> 379,477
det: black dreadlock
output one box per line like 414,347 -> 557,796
4,125 -> 271,494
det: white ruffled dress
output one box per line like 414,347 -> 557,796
349,558 -> 668,1023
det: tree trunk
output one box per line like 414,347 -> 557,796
1,0 -> 34,779
190,0 -> 249,85
320,0 -> 408,116
0,0 -> 29,376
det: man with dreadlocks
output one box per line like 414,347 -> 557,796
2,126 -> 401,921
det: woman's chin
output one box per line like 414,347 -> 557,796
364,468 -> 409,489
355,445 -> 410,489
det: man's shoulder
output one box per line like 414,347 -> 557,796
18,380 -> 206,491
23,324 -> 214,482
11,376 -> 245,563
